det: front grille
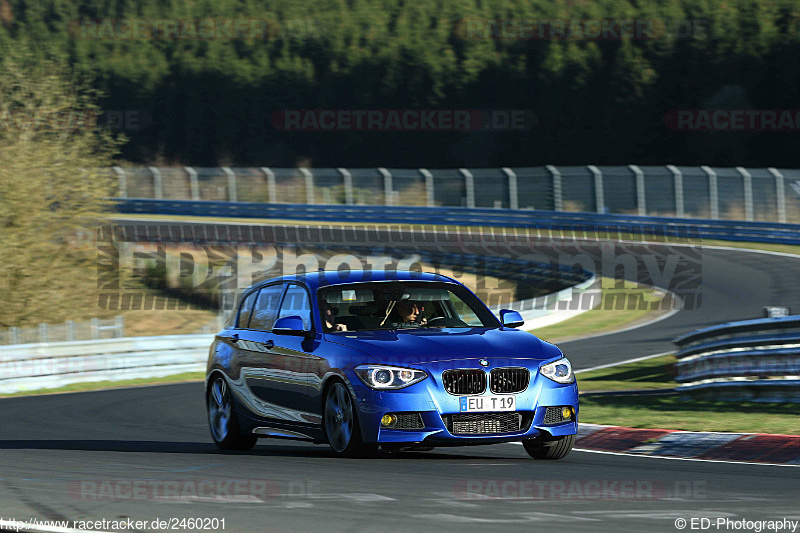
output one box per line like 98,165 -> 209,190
543,406 -> 569,425
490,367 -> 530,393
393,412 -> 424,430
449,413 -> 522,434
442,369 -> 487,395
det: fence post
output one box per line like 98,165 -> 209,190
115,315 -> 125,338
222,167 -> 237,202
298,167 -> 315,204
66,320 -> 76,342
338,168 -> 354,205
737,167 -> 754,221
148,166 -> 163,199
502,168 -> 518,210
767,168 -> 786,223
460,168 -> 476,208
9,326 -> 19,345
629,164 -> 646,216
185,166 -> 200,201
378,168 -> 393,206
667,165 -> 684,217
546,165 -> 563,211
587,165 -> 604,213
419,169 -> 435,207
113,166 -> 127,199
90,318 -> 100,340
260,167 -> 277,203
39,323 -> 48,343
701,166 -> 719,220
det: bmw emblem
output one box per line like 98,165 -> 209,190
479,359 -> 489,367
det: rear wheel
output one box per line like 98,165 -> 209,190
323,381 -> 377,458
522,434 -> 575,460
207,376 -> 257,451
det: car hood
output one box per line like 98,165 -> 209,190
327,327 -> 563,366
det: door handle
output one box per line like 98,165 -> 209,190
264,340 -> 274,349
230,333 -> 239,343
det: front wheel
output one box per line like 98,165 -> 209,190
323,381 -> 377,458
207,376 -> 257,451
522,434 -> 575,460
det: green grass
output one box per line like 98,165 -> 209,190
530,279 -> 670,343
579,396 -> 800,434
576,355 -> 677,391
0,372 -> 205,398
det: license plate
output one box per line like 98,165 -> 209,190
459,395 -> 515,412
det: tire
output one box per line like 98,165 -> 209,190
323,381 -> 377,458
522,434 -> 575,460
207,375 -> 257,451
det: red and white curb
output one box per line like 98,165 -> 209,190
575,423 -> 800,465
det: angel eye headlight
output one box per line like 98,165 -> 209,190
354,365 -> 428,389
539,358 -> 574,384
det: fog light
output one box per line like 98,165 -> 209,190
561,406 -> 573,420
381,414 -> 397,427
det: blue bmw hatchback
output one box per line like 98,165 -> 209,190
206,270 -> 578,459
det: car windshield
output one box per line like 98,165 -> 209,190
318,282 -> 500,332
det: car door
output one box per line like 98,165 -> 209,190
233,282 -> 291,423
269,283 -> 321,425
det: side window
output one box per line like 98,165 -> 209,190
277,285 -> 312,331
236,290 -> 259,329
249,284 -> 285,331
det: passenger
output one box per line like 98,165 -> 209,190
323,303 -> 348,332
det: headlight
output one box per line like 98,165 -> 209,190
539,358 -> 574,384
354,365 -> 428,389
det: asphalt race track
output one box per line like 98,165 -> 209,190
2,383 -> 800,533
563,245 -> 800,369
2,241 -> 799,532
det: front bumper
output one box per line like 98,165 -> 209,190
349,369 -> 579,445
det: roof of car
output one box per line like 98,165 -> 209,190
259,270 -> 457,290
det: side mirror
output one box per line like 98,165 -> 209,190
499,309 -> 524,328
272,316 -> 312,337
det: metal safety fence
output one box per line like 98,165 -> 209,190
674,315 -> 800,403
0,316 -> 125,346
113,165 -> 800,224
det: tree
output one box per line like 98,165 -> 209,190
0,45 -> 122,326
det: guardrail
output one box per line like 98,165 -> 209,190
0,335 -> 211,394
0,316 -> 125,346
673,315 -> 800,403
116,199 -> 800,245
113,165 -> 800,224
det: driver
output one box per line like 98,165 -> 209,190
394,300 -> 427,327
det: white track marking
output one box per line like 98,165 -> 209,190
505,443 -> 798,467
575,352 -> 672,374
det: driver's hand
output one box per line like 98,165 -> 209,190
334,323 -> 348,332
419,317 -> 427,325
